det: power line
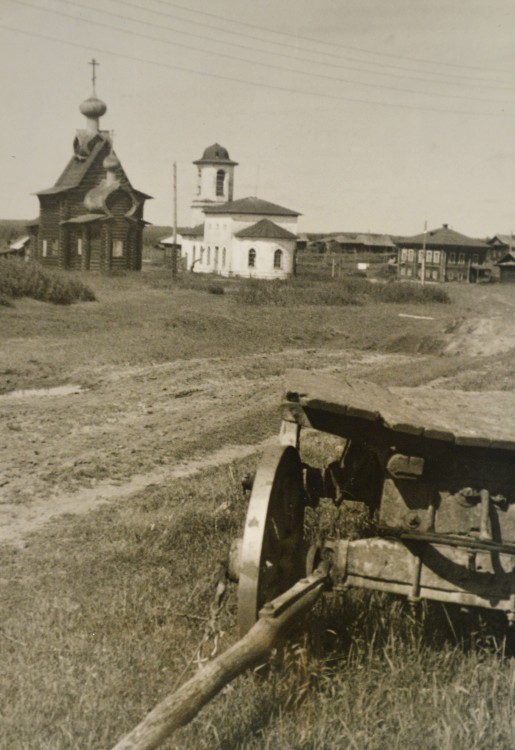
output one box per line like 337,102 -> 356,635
153,0 -> 515,77
1,21 -> 512,119
104,0 -> 515,90
13,0 -> 515,107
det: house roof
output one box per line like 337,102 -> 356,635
9,236 -> 30,250
489,234 -> 515,247
235,218 -> 298,240
397,225 -> 488,249
60,213 -> 107,224
331,232 -> 397,247
160,224 -> 204,244
497,250 -> 515,266
203,196 -> 300,217
36,139 -> 108,196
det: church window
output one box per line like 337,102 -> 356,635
51,239 -> 58,256
77,238 -> 83,256
248,248 -> 256,268
112,239 -> 124,258
42,239 -> 48,257
192,245 -> 196,261
214,246 -> 219,265
222,247 -> 226,266
216,170 -> 225,197
274,249 -> 282,269
207,247 -> 211,264
201,246 -> 205,263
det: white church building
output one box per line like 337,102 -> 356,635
163,144 -> 300,279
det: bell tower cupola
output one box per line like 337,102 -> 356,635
191,143 -> 238,225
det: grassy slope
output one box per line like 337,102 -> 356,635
1,269 -> 515,749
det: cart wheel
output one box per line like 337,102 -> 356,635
238,444 -> 306,637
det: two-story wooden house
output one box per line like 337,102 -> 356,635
396,224 -> 490,283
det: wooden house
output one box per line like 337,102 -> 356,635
496,250 -> 515,283
396,224 -> 490,283
28,71 -> 151,273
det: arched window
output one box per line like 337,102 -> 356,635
216,170 -> 225,197
192,245 -> 196,261
248,248 -> 256,268
207,247 -> 211,265
273,249 -> 282,269
222,247 -> 226,266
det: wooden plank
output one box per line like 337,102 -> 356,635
283,370 -> 515,452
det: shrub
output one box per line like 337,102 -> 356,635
0,258 -> 96,304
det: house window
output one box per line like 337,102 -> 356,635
458,253 -> 465,264
274,249 -> 282,269
42,239 -> 48,257
112,239 -> 124,258
418,249 -> 424,262
222,247 -> 226,266
400,267 -> 406,276
447,270 -> 455,281
216,170 -> 225,197
406,267 -> 413,277
432,269 -> 439,280
425,268 -> 431,280
248,248 -> 256,268
426,250 -> 433,263
472,253 -> 478,264
449,252 -> 456,263
401,248 -> 407,261
77,238 -> 83,256
433,250 -> 440,263
52,239 -> 58,256
407,248 -> 414,262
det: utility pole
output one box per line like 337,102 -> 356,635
421,220 -> 427,285
171,161 -> 178,279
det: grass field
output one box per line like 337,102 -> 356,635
1,263 -> 515,749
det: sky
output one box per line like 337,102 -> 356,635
2,0 -> 515,236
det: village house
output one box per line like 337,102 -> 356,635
496,249 -> 515,283
396,224 -> 490,283
162,144 -> 300,279
28,61 -> 151,273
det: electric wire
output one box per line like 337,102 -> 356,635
1,20 -> 513,119
87,0 -> 515,89
154,0 -> 515,77
12,0 -> 515,107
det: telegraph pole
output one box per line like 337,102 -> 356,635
421,220 -> 427,285
171,161 -> 178,279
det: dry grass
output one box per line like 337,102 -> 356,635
1,264 -> 515,748
1,438 -> 515,750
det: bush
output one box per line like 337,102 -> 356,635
235,277 -> 450,306
0,258 -> 96,305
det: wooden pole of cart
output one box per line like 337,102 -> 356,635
110,570 -> 327,750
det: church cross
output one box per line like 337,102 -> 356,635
89,58 -> 99,92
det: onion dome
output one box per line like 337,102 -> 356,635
79,96 -> 107,119
103,151 -> 120,170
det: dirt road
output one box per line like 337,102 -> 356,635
0,348 -> 418,546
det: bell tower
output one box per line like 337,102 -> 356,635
191,143 -> 237,225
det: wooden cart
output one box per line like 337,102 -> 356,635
238,371 -> 515,634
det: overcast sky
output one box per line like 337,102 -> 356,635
2,0 -> 515,236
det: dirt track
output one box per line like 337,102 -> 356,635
0,348 -> 418,546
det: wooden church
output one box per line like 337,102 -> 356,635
28,61 -> 150,272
